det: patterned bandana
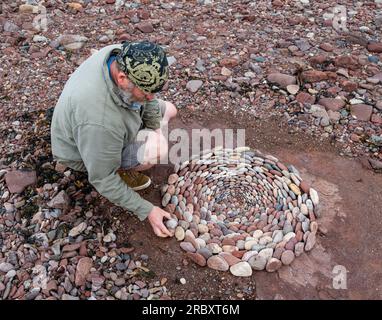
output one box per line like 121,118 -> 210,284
116,40 -> 169,94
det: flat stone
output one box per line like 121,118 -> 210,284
318,98 -> 345,111
186,80 -> 203,93
286,84 -> 299,95
296,92 -> 315,105
219,57 -> 239,68
3,21 -> 20,32
62,294 -> 80,300
0,262 -> 14,273
54,34 -> 89,51
369,159 -> 382,171
267,73 -> 297,88
62,243 -> 82,252
5,170 -> 37,193
350,104 -> 373,121
301,70 -> 329,83
310,105 -> 329,123
75,257 -> 92,286
319,43 -> 334,52
136,22 -> 154,33
207,255 -> 229,271
19,4 -> 38,13
328,110 -> 341,122
367,42 -> 382,53
229,262 -> 252,277
47,190 -> 70,209
221,67 -> 232,76
69,222 -> 87,237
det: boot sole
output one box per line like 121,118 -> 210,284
131,178 -> 152,191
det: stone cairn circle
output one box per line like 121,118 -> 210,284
161,147 -> 320,277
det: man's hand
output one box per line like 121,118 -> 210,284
147,206 -> 173,238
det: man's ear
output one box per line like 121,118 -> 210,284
116,71 -> 127,86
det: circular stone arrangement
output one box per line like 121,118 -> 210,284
161,147 -> 320,277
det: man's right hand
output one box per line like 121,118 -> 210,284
147,206 -> 173,238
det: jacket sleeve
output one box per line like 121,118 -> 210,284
73,123 -> 153,220
142,99 -> 162,130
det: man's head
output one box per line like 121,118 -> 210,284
114,40 -> 169,102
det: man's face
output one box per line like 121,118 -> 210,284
131,85 -> 156,102
117,71 -> 156,103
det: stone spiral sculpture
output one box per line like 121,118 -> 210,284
161,147 -> 320,277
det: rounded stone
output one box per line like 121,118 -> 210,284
165,219 -> 178,230
266,258 -> 282,272
222,245 -> 237,253
244,240 -> 258,250
197,248 -> 213,260
219,252 -> 241,266
289,183 -> 301,196
206,243 -> 222,254
283,232 -> 296,242
272,230 -> 284,243
168,174 -> 179,185
180,242 -> 196,253
258,248 -> 274,261
310,221 -> 318,234
294,242 -> 305,257
305,232 -> 316,251
248,255 -> 267,270
175,226 -> 185,241
252,230 -> 264,239
309,188 -> 319,206
162,193 -> 171,207
281,250 -> 295,265
229,262 -> 253,277
186,252 -> 207,267
197,224 -> 209,234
